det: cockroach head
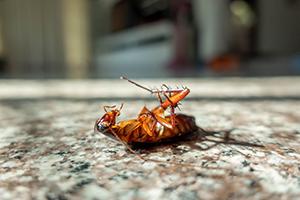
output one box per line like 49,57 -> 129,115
94,104 -> 123,133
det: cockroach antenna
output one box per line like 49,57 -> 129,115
121,76 -> 186,94
120,76 -> 153,93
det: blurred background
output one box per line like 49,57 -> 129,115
0,0 -> 300,79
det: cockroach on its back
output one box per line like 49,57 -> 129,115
95,77 -> 197,147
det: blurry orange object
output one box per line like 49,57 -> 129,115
208,55 -> 240,72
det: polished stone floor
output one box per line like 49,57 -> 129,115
0,78 -> 299,200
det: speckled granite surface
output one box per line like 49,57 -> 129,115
0,78 -> 300,200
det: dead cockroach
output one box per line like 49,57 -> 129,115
94,77 -> 197,149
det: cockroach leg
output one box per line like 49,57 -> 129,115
170,106 -> 176,127
163,92 -> 176,107
157,93 -> 163,104
119,103 -> 124,111
161,84 -> 170,90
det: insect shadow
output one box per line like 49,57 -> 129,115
131,127 -> 264,155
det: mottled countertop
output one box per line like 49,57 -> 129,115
0,77 -> 299,200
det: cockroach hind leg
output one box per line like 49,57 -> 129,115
163,92 -> 175,106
